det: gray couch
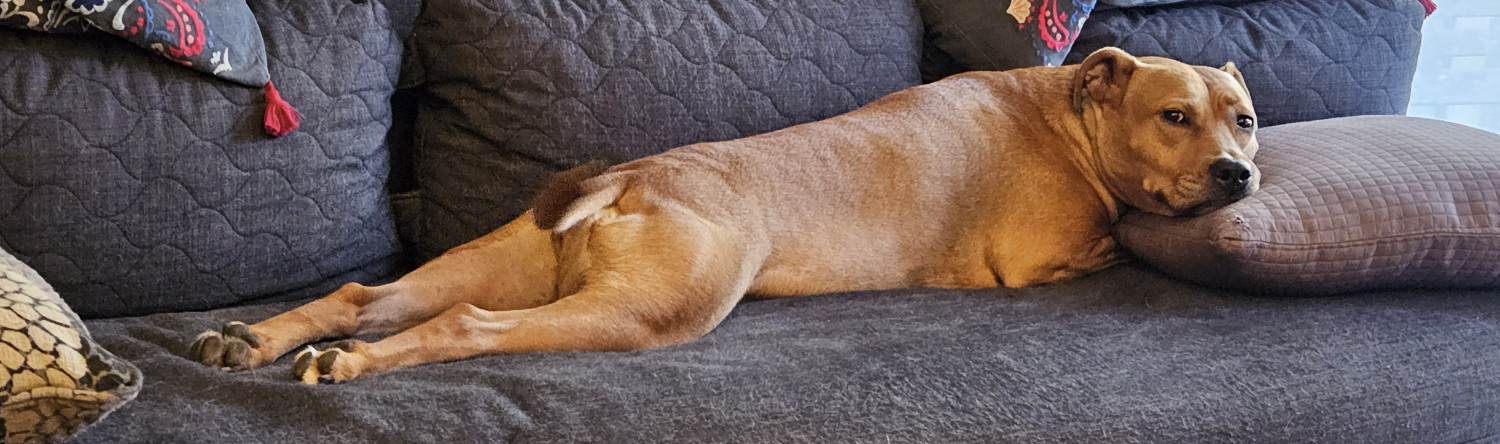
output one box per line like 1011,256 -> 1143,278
5,0 -> 1491,442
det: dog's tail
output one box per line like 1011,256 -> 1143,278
531,161 -> 623,232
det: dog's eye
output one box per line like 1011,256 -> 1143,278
1161,110 -> 1189,125
1236,115 -> 1255,129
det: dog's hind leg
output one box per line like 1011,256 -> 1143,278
188,212 -> 561,370
292,208 -> 758,384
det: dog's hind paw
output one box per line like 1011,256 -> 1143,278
188,321 -> 268,370
291,340 -> 366,385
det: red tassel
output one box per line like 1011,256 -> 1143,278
263,81 -> 301,137
1418,0 -> 1436,16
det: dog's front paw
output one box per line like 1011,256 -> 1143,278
291,340 -> 367,385
188,321 -> 269,370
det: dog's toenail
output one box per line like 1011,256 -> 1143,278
316,350 -> 340,374
223,340 -> 250,367
223,322 -> 261,347
191,333 -> 225,366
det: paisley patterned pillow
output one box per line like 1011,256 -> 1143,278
917,0 -> 1097,81
0,249 -> 141,444
0,0 -> 270,86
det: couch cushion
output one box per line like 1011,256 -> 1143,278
68,263 -> 1500,442
0,0 -> 407,318
1067,0 -> 1425,127
405,0 -> 924,258
1115,116 -> 1500,295
377,0 -> 424,41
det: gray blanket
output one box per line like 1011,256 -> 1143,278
75,264 -> 1500,442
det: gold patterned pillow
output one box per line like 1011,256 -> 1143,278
0,249 -> 141,444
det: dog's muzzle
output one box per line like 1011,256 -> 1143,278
1209,158 -> 1253,197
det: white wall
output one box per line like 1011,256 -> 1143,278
1408,0 -> 1500,133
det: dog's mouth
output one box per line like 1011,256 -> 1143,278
1173,199 -> 1217,217
1180,198 -> 1235,216
1151,183 -> 1254,217
1135,166 -> 1259,217
1149,193 -> 1212,217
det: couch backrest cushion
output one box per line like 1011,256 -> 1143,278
405,0 -> 924,258
1067,0 -> 1425,127
0,0 -> 407,318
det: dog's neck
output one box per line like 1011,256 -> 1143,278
1037,78 -> 1124,224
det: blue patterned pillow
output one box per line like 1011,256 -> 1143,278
0,0 -> 269,86
917,0 -> 1097,81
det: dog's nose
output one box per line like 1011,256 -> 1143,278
1210,159 -> 1251,193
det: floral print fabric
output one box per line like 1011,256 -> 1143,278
917,0 -> 1097,82
0,0 -> 269,86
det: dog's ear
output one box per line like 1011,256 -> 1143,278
1221,61 -> 1249,93
1071,47 -> 1139,113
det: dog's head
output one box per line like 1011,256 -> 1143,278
1070,47 -> 1260,217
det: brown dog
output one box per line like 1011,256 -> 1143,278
187,47 -> 1260,384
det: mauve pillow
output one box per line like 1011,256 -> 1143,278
1115,116 -> 1500,295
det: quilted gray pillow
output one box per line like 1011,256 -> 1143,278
405,0 -> 923,258
1068,0 -> 1426,127
0,0 -> 406,317
1115,116 -> 1500,295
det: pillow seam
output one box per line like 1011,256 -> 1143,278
1220,229 -> 1500,250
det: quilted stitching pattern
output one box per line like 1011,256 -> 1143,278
1068,0 -> 1426,127
408,0 -> 923,258
1116,116 -> 1500,295
0,0 -> 406,318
